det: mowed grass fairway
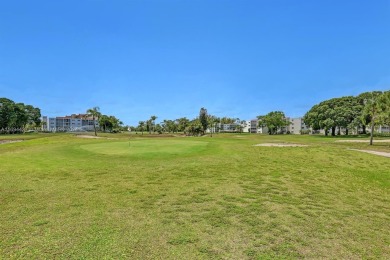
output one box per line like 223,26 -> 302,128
80,139 -> 208,157
0,133 -> 389,259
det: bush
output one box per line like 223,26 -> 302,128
374,132 -> 390,137
300,130 -> 310,135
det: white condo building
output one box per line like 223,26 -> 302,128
286,117 -> 309,134
42,114 -> 99,132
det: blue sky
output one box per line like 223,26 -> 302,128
1,0 -> 389,125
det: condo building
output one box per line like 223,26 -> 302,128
286,117 -> 309,134
42,114 -> 99,132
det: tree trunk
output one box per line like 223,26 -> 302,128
362,125 -> 366,134
93,116 -> 97,136
325,129 -> 328,136
331,127 -> 336,136
337,127 -> 341,135
346,128 -> 349,135
370,123 -> 374,145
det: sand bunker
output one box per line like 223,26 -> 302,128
348,149 -> 390,158
76,135 -> 103,139
0,140 -> 23,145
335,139 -> 390,143
75,135 -> 118,140
254,143 -> 308,147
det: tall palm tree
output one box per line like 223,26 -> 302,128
150,115 -> 157,133
86,106 -> 101,136
138,121 -> 145,135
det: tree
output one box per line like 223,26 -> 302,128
378,91 -> 390,126
304,92 -> 389,137
99,115 -> 110,132
150,115 -> 157,133
86,107 -> 101,136
199,108 -> 208,135
356,91 -> 383,134
146,119 -> 152,133
176,117 -> 189,132
219,117 -> 236,124
207,115 -> 218,137
0,98 -> 41,134
304,96 -> 361,136
99,115 -> 122,132
138,121 -> 145,135
361,90 -> 390,145
162,119 -> 178,133
155,123 -> 163,134
257,111 -> 289,135
185,119 -> 203,136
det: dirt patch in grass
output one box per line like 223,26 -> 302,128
0,140 -> 23,144
335,139 -> 390,143
76,135 -> 103,139
254,143 -> 308,147
348,149 -> 390,158
136,134 -> 177,138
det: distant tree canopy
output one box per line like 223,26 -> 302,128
379,91 -> 390,125
185,119 -> 203,136
303,91 -> 390,142
135,108 -> 210,136
219,117 -> 236,124
99,115 -> 123,133
303,96 -> 363,136
0,98 -> 41,133
199,107 -> 208,135
257,111 -> 289,135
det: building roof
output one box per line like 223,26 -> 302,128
51,114 -> 95,120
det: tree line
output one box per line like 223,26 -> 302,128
303,91 -> 390,142
0,98 -> 41,134
255,91 -> 390,144
133,109 -> 246,136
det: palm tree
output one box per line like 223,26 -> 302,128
138,121 -> 145,135
86,106 -> 101,136
150,115 -> 157,133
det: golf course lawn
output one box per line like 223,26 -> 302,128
0,133 -> 389,259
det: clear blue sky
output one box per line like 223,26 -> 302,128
1,0 -> 389,125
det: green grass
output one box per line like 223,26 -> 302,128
0,133 -> 389,259
80,139 -> 208,157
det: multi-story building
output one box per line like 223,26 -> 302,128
42,114 -> 98,132
249,116 -> 306,134
249,119 -> 258,133
217,123 -> 239,132
242,120 -> 251,133
287,117 -> 309,134
377,125 -> 390,133
249,119 -> 268,133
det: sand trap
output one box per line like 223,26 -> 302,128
254,143 -> 308,147
349,149 -> 390,158
75,135 -> 118,140
335,139 -> 390,143
76,135 -> 103,139
0,140 -> 23,144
